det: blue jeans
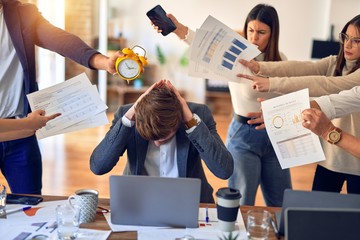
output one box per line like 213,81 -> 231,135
226,118 -> 292,207
0,135 -> 42,194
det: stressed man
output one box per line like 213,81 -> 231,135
90,80 -> 234,203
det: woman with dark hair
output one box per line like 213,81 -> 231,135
153,4 -> 291,207
243,4 -> 282,61
240,14 -> 360,194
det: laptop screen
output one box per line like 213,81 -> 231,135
277,189 -> 360,236
109,175 -> 201,228
285,208 -> 360,240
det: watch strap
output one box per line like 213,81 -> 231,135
185,114 -> 200,130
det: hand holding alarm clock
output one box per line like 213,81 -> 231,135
115,45 -> 148,82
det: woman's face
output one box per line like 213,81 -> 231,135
343,24 -> 360,61
246,20 -> 271,52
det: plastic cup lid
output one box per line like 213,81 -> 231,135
216,187 -> 241,200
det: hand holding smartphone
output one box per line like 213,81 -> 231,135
146,5 -> 177,36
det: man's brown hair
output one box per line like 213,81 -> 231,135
135,86 -> 182,140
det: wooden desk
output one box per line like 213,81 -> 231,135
41,195 -> 282,240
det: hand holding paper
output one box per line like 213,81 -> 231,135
261,89 -> 325,169
26,73 -> 108,139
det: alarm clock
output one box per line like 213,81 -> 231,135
115,45 -> 148,82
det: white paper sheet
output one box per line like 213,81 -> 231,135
188,15 -> 261,82
105,207 -> 247,240
27,73 -> 108,139
103,212 -> 169,232
261,89 -> 325,169
0,200 -> 111,239
138,208 -> 247,240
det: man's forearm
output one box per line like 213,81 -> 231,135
89,53 -> 109,70
0,130 -> 34,141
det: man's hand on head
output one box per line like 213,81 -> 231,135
164,80 -> 192,122
124,80 -> 165,121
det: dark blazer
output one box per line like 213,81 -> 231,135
90,103 -> 234,203
2,0 -> 98,116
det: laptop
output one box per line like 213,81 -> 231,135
276,189 -> 360,236
285,207 -> 360,240
109,175 -> 201,228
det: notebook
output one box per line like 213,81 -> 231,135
276,189 -> 360,236
285,207 -> 360,240
109,175 -> 201,228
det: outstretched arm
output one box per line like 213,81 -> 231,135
302,108 -> 360,159
151,13 -> 189,40
89,51 -> 124,75
0,110 -> 60,141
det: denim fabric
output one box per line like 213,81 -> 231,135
226,118 -> 292,207
0,135 -> 42,194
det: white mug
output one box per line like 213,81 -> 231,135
68,189 -> 98,223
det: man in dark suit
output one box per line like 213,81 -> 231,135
90,80 -> 234,203
0,0 -> 122,194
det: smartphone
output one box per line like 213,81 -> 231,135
6,194 -> 43,205
146,5 -> 177,36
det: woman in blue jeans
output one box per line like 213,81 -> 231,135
225,4 -> 291,207
152,4 -> 292,206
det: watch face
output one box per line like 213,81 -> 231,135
118,59 -> 140,79
329,131 -> 341,142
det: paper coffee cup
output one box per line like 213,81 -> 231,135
216,187 -> 241,232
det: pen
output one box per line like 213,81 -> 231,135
6,206 -> 32,215
97,206 -> 110,213
271,218 -> 280,240
205,206 -> 209,223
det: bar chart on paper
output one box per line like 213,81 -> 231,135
202,28 -> 226,64
222,39 -> 248,70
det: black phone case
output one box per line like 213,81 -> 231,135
6,194 -> 43,205
146,5 -> 177,36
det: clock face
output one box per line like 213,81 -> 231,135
118,59 -> 140,79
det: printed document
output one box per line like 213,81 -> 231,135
261,89 -> 325,169
188,15 -> 261,82
137,208 -> 247,240
27,73 -> 108,139
0,200 -> 111,240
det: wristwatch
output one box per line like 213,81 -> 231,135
326,127 -> 342,144
185,114 -> 200,129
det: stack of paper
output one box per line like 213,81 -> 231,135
188,15 -> 261,82
27,73 -> 109,139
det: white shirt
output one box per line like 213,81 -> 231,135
315,86 -> 360,120
121,113 -> 201,177
0,7 -> 25,118
121,115 -> 179,177
144,136 -> 178,177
